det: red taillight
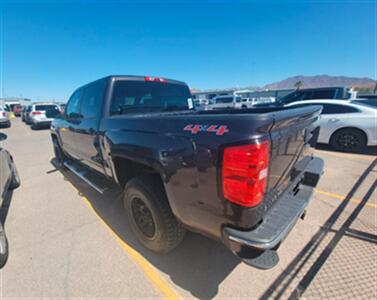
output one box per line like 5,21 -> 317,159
32,111 -> 42,115
222,140 -> 270,207
144,76 -> 166,83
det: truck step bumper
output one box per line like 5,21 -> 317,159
222,157 -> 324,269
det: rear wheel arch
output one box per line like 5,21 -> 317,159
112,156 -> 165,189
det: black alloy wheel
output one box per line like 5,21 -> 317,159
330,129 -> 366,152
131,197 -> 156,239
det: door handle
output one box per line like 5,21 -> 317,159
329,118 -> 340,122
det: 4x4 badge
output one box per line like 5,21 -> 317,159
184,124 -> 229,136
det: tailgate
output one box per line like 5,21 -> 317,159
266,106 -> 321,198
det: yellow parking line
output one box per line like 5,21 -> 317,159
315,189 -> 377,208
76,192 -> 181,300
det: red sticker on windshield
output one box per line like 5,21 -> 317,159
184,124 -> 229,136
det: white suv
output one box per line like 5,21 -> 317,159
0,106 -> 10,128
29,103 -> 60,129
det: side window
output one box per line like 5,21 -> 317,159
81,81 -> 106,119
321,104 -> 359,114
66,90 -> 82,118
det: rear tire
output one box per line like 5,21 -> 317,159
124,175 -> 185,253
330,128 -> 366,152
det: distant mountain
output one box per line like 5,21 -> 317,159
263,75 -> 376,90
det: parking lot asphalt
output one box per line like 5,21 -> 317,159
1,117 -> 376,299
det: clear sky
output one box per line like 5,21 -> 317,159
1,0 -> 376,102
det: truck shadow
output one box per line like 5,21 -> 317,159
260,158 -> 377,299
57,163 -> 240,299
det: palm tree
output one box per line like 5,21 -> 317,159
294,80 -> 303,90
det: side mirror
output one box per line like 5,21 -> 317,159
0,132 -> 7,141
68,112 -> 82,119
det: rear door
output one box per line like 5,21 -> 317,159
316,103 -> 361,143
73,80 -> 106,173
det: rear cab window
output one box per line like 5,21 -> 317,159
110,80 -> 191,115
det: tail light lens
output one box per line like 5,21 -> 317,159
32,111 -> 42,115
222,140 -> 270,207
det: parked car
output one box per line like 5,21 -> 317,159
21,106 -> 27,122
287,100 -> 377,151
208,95 -> 241,110
0,106 -> 11,128
0,132 -> 20,268
236,97 -> 276,108
49,75 -> 323,270
23,105 -> 32,123
194,98 -> 208,105
29,103 -> 61,129
12,105 -> 22,117
235,97 -> 254,109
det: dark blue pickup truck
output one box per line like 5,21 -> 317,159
49,75 -> 324,269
